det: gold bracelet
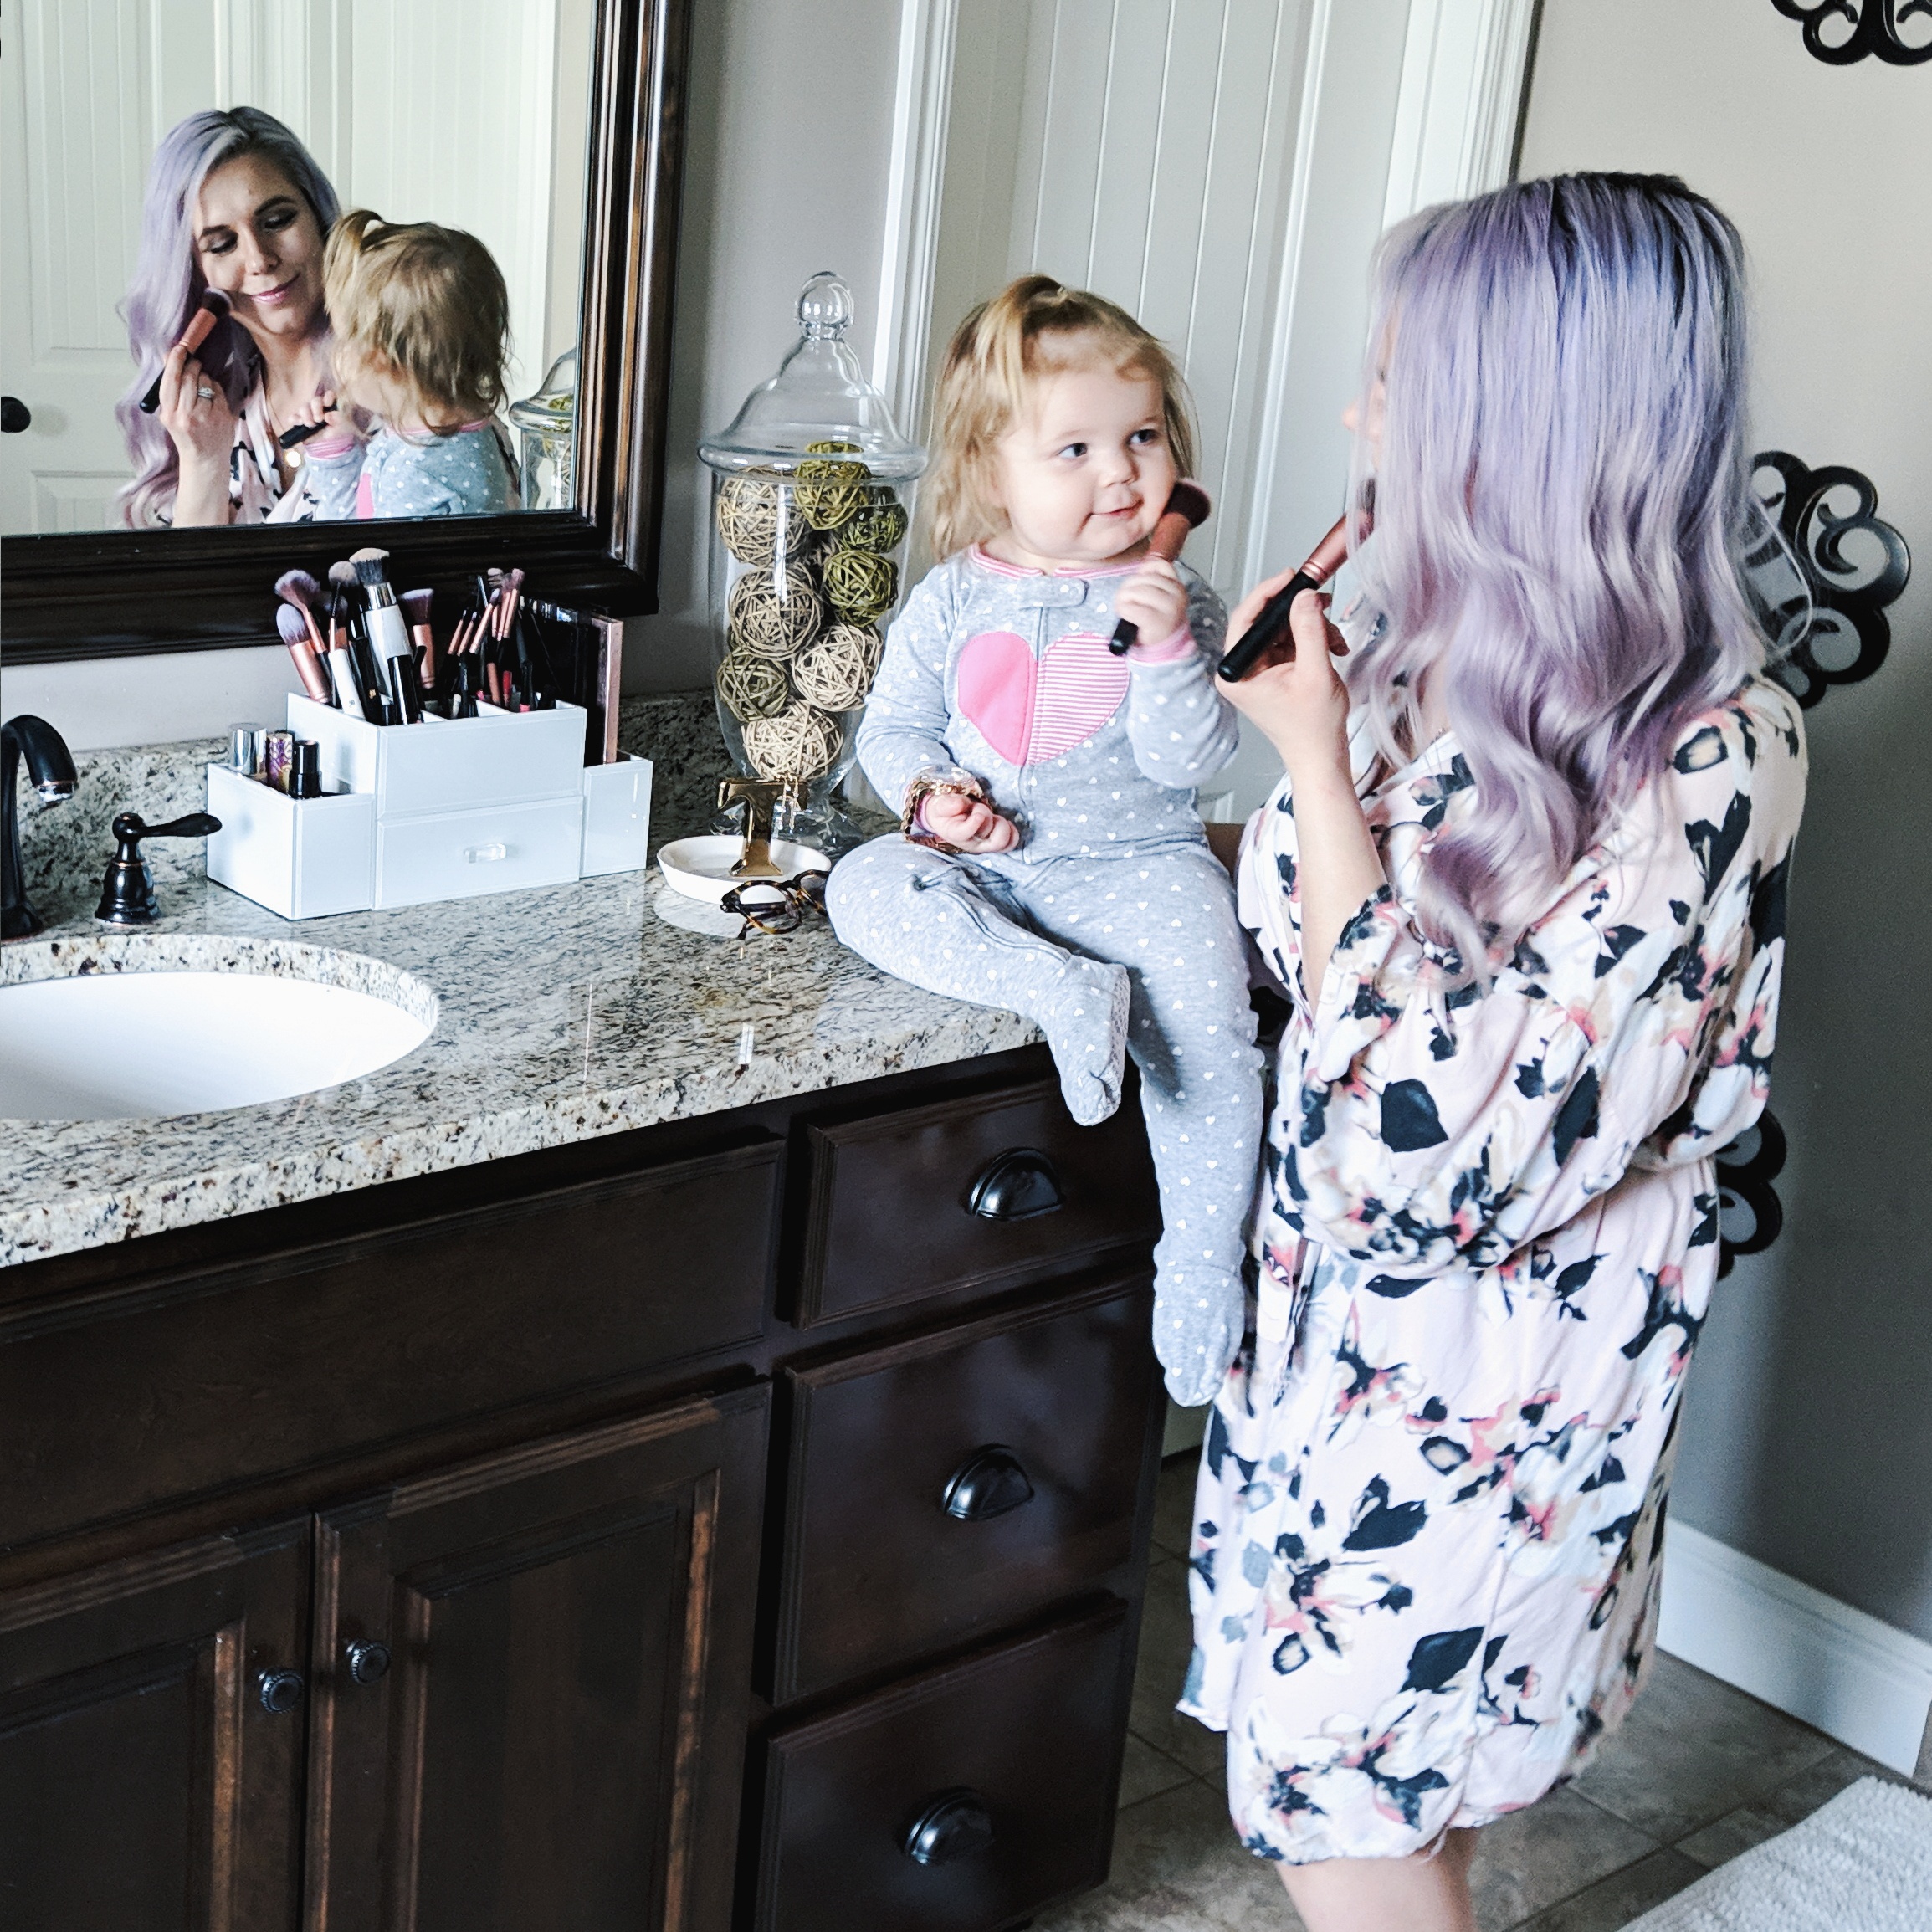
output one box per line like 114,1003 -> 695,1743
900,768 -> 992,855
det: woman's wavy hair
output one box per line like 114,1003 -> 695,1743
115,108 -> 340,527
926,274 -> 1197,560
1348,172 -> 1768,976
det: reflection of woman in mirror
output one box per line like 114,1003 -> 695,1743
115,108 -> 343,528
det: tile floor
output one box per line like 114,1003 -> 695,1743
1037,1454 -> 1924,1932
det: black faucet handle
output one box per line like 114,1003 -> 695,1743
97,812 -> 223,925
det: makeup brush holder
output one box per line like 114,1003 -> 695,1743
205,697 -> 653,919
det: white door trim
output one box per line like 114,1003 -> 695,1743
874,0 -> 962,443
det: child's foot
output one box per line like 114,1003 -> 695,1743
1040,956 -> 1131,1125
1153,1265 -> 1245,1407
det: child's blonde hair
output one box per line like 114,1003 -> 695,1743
926,274 -> 1197,560
323,208 -> 510,428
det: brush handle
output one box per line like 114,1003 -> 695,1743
1217,571 -> 1320,682
1108,505 -> 1202,656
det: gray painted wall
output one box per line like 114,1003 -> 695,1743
1520,0 -> 1932,1640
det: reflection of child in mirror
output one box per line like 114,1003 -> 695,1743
302,209 -> 519,520
824,276 -> 1263,1406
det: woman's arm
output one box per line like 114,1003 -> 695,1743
1221,577 -> 1384,1000
155,344 -> 236,526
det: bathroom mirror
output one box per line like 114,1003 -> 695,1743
1,0 -> 689,660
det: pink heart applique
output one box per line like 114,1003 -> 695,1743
956,628 -> 1128,766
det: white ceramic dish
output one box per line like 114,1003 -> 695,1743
656,834 -> 830,906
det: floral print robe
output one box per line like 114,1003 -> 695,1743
1183,674 -> 1806,1863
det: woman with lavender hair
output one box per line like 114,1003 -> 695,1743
1188,174 -> 1806,1929
116,107 -> 344,527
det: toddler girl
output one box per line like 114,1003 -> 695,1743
302,209 -> 518,520
827,276 -> 1263,1405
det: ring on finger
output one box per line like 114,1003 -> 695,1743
196,384 -> 216,401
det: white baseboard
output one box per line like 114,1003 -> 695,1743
1660,1519 -> 1932,1778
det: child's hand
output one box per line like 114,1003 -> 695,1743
925,789 -> 1020,853
294,389 -> 337,434
1115,556 -> 1188,647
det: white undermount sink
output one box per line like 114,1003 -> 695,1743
0,959 -> 433,1122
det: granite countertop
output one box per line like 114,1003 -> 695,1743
1,697 -> 1037,1270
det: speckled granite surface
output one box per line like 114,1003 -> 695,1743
3,694 -> 1037,1268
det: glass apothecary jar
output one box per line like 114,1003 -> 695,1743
510,347 -> 577,511
698,270 -> 925,852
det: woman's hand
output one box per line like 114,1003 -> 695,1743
156,345 -> 235,525
923,790 -> 1020,854
1115,555 -> 1188,645
1220,580 -> 1352,781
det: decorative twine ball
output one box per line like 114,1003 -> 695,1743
822,544 -> 899,625
794,455 -> 869,533
842,490 -> 908,554
716,471 -> 782,565
716,647 -> 791,722
728,563 -> 822,659
792,623 -> 880,712
742,701 -> 843,783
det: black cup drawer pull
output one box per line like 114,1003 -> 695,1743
966,1148 -> 1063,1221
902,1787 -> 995,1865
942,1444 -> 1034,1521
344,1639 -> 391,1685
258,1667 -> 305,1714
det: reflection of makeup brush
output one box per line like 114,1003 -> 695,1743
277,403 -> 338,452
1109,479 -> 1212,655
140,289 -> 232,412
275,602 -> 335,704
401,588 -> 438,695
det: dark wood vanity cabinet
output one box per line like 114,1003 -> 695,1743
0,1048 -> 1167,1931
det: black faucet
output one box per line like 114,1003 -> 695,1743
3,714 -> 79,940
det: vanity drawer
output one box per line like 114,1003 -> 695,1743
0,1140 -> 781,1550
374,797 -> 582,908
756,1598 -> 1130,1932
797,1074 -> 1161,1325
773,1273 -> 1158,1703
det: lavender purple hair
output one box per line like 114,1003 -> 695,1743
115,108 -> 340,527
1347,172 -> 1768,976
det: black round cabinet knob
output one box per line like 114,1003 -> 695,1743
258,1667 -> 305,1714
0,397 -> 29,434
903,1788 -> 995,1866
942,1445 -> 1035,1521
345,1640 -> 392,1685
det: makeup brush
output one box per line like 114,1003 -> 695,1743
275,602 -> 336,705
401,588 -> 438,697
330,560 -> 387,722
274,570 -> 328,656
351,547 -> 423,724
1109,479 -> 1212,655
277,402 -> 338,452
1217,484 -> 1376,682
140,290 -> 232,412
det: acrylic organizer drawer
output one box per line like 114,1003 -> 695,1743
755,1599 -> 1129,1932
580,753 -> 653,878
375,797 -> 583,908
796,1074 -> 1162,1325
205,763 -> 375,919
772,1273 -> 1157,1703
290,694 -> 585,815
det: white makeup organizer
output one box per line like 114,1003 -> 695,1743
206,695 -> 652,920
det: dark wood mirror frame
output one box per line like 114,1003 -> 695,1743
2,0 -> 690,668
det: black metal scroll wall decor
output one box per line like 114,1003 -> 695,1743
1771,0 -> 1932,64
1717,452 -> 1912,1273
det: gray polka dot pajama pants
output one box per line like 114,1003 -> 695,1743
828,834 -> 1263,1404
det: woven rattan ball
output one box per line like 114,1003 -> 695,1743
821,545 -> 898,625
842,491 -> 908,555
716,471 -> 786,566
715,648 -> 791,723
791,624 -> 879,713
741,701 -> 843,783
794,457 -> 869,533
727,563 -> 822,659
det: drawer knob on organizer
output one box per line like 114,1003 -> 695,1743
966,1148 -> 1063,1221
902,1788 -> 995,1866
344,1639 -> 392,1685
942,1444 -> 1034,1521
258,1667 -> 305,1714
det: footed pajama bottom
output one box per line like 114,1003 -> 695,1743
827,835 -> 1263,1405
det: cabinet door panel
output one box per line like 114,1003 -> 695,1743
775,1273 -> 1160,1701
306,1388 -> 768,1932
797,1077 -> 1160,1325
0,1519 -> 309,1932
756,1599 -> 1131,1932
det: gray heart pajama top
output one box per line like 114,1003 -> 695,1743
827,545 -> 1265,1406
1183,672 -> 1806,1862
